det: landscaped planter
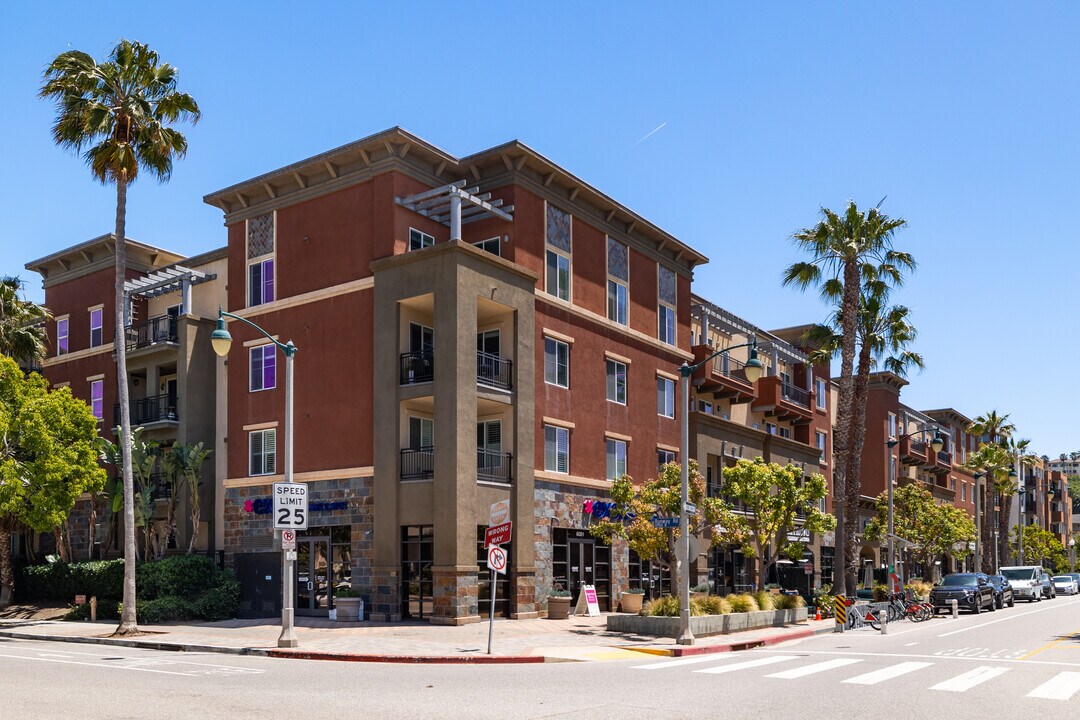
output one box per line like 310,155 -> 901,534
606,607 -> 808,638
547,597 -> 572,619
620,592 -> 644,614
334,597 -> 362,622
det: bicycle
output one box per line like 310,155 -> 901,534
843,596 -> 880,630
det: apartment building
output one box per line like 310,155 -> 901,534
24,235 -> 226,560
685,299 -> 832,594
201,127 -> 706,623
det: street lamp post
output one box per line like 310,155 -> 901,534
1018,488 -> 1026,566
211,308 -> 299,649
677,340 -> 763,646
885,428 -> 943,588
1070,537 -> 1076,572
974,472 -> 984,573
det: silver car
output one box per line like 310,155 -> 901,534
1051,575 -> 1079,595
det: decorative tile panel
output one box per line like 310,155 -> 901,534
658,265 -> 677,306
247,213 -> 274,259
607,237 -> 628,281
546,204 -> 571,253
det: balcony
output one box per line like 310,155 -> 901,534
929,450 -> 951,475
400,447 -> 434,480
476,351 -> 512,391
898,436 -> 927,465
1024,497 -> 1037,514
400,350 -> 434,385
126,315 -> 179,351
114,393 -> 178,427
477,449 -> 513,484
751,376 -> 812,423
690,345 -> 756,404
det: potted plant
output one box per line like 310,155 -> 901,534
620,587 -> 645,614
547,584 -> 572,620
334,586 -> 362,622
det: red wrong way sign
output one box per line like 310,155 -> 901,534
485,521 -> 512,548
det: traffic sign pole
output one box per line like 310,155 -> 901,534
487,558 -> 496,655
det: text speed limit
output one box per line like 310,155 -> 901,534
273,482 -> 308,529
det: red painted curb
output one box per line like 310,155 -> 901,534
267,649 -> 546,664
668,628 -> 815,657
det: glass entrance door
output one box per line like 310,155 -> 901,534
295,536 -> 330,616
552,528 -> 611,610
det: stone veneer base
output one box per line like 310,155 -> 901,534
607,608 -> 808,637
429,615 -> 482,626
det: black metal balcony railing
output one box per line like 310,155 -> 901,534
476,351 -> 513,391
780,381 -> 811,408
400,350 -> 434,385
400,447 -> 434,480
1024,497 -> 1037,513
477,449 -> 513,484
710,355 -> 752,384
937,451 -> 952,465
127,315 -> 179,350
114,393 -> 179,427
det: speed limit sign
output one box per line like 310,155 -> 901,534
273,482 -> 308,529
487,545 -> 507,575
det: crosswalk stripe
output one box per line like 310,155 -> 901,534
766,658 -> 863,679
930,666 -> 1010,692
1027,671 -> 1080,700
842,661 -> 933,685
631,654 -> 736,670
695,655 -> 798,675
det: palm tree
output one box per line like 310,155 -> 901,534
964,442 -> 1014,572
784,201 -> 913,593
0,276 -> 49,366
1006,438 -> 1033,563
966,411 -> 1015,573
40,40 -> 200,635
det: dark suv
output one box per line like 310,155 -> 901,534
986,574 -> 1015,609
931,572 -> 996,614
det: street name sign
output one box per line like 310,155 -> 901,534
683,502 -> 697,514
273,482 -> 308,529
485,521 -> 513,548
651,516 -> 680,528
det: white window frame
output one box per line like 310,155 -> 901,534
815,378 -> 826,410
544,203 -> 572,302
816,431 -> 827,462
249,428 -> 277,476
766,422 -> 777,436
249,344 -> 277,392
473,236 -> 501,256
544,337 -> 569,388
606,359 -> 627,405
90,379 -> 103,421
607,279 -> 628,326
56,315 -> 69,356
89,307 -> 103,348
657,376 -> 675,418
657,303 -> 675,345
888,413 -> 897,439
544,425 -> 569,474
409,228 -> 435,251
657,449 -> 676,470
247,212 -> 276,308
408,416 -> 434,449
606,438 -> 627,481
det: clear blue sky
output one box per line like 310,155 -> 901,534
1,2 -> 1075,456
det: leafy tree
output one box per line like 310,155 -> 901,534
41,40 -> 200,634
1010,525 -> 1067,573
1067,475 -> 1080,512
589,461 -> 734,597
864,483 -> 976,575
98,428 -> 160,559
0,356 -> 106,606
783,200 -> 913,594
0,277 -> 50,366
719,458 -> 835,590
161,442 -> 212,554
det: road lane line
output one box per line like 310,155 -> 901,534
841,661 -> 933,685
938,596 -> 1080,638
5,642 -> 265,671
929,665 -> 1009,692
632,655 -> 739,670
1016,629 -> 1080,661
766,658 -> 862,679
757,648 -> 1080,668
0,652 -> 193,676
695,655 -> 797,674
1027,671 -> 1080,700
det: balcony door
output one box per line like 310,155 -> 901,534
410,323 -> 433,353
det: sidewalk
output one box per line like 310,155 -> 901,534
0,613 -> 836,664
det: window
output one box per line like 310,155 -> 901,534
544,425 -> 569,474
544,337 -> 568,388
89,308 -> 103,348
249,429 -> 276,476
816,431 -> 827,463
815,378 -> 826,410
698,400 -> 712,414
778,426 -> 791,439
657,376 -> 675,418
89,379 -> 103,421
766,422 -> 777,435
607,237 -> 629,325
56,317 -> 68,356
477,420 -> 501,452
657,449 -> 676,470
949,476 -> 956,491
658,265 -> 677,345
409,228 -> 435,251
545,204 -> 572,301
606,439 -> 627,480
167,303 -> 183,317
247,213 -> 275,307
249,345 -> 277,391
887,413 -> 897,439
409,417 -> 434,449
473,237 -> 500,256
606,359 -> 626,404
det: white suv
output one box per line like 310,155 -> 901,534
999,565 -> 1044,602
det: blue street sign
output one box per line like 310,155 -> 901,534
651,516 -> 680,528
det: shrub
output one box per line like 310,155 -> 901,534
138,556 -> 222,598
20,559 -> 125,602
696,595 -> 731,615
727,594 -> 759,613
774,594 -> 806,610
690,581 -> 711,593
906,580 -> 933,600
138,596 -> 195,624
192,576 -> 240,621
644,595 -> 680,617
752,590 -> 775,611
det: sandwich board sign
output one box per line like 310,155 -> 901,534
573,584 -> 602,617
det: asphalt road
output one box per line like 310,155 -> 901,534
3,595 -> 1080,719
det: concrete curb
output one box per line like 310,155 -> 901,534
621,623 -> 833,658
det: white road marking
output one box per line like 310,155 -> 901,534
904,642 -> 918,647
938,596 -> 1080,638
842,661 -> 933,685
766,658 -> 862,679
930,665 -> 1009,692
1027,671 -> 1080,700
757,648 -> 1080,669
0,652 -> 193,676
695,655 -> 797,675
7,642 -> 264,672
632,654 -> 736,670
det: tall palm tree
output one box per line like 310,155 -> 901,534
966,411 -> 1015,573
964,442 -> 1013,572
0,276 -> 50,366
784,201 -> 913,593
1006,438 -> 1033,564
40,40 -> 199,635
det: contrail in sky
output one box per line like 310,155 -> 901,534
630,121 -> 668,148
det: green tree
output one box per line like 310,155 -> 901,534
1066,475 -> 1080,512
783,201 -> 913,594
0,356 -> 106,606
864,483 -> 975,575
589,462 -> 735,597
964,440 -> 1014,572
0,276 -> 49,366
719,458 -> 835,590
966,411 -> 1015,572
1010,525 -> 1067,573
41,40 -> 200,634
161,442 -> 212,554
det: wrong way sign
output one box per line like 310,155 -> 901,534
487,545 -> 507,575
485,521 -> 512,548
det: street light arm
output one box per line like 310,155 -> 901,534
219,308 -> 298,356
680,339 -> 759,377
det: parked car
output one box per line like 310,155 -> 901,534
1040,572 -> 1057,599
986,574 -> 1015,609
931,573 -> 996,614
1000,565 -> 1045,602
1051,575 -> 1079,595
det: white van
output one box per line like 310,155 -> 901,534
999,565 -> 1044,602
